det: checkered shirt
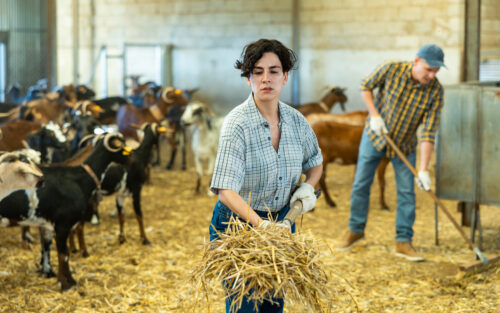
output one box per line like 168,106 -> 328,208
361,60 -> 444,158
210,94 -> 323,212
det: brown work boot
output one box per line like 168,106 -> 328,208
336,230 -> 365,251
395,242 -> 425,262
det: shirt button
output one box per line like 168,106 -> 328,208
264,124 -> 269,128
279,177 -> 282,180
275,197 -> 279,200
268,137 -> 271,140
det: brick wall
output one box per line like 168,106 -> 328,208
57,0 -> 474,112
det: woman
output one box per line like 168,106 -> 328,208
209,38 -> 323,313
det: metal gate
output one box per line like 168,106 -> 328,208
435,81 -> 500,246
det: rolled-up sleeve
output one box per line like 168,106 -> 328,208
300,117 -> 323,172
361,60 -> 392,91
210,119 -> 246,194
419,86 -> 444,143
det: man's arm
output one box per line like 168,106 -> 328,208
361,90 -> 380,117
419,141 -> 434,171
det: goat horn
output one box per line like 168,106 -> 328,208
79,134 -> 95,148
161,87 -> 175,103
103,133 -> 122,152
21,140 -> 30,149
92,134 -> 104,146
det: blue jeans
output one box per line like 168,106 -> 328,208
349,130 -> 416,242
209,200 -> 296,313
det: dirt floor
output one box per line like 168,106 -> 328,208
0,144 -> 499,312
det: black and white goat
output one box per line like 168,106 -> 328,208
0,133 -> 132,291
90,123 -> 168,246
180,101 -> 224,195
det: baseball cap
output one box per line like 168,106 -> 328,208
416,44 -> 446,68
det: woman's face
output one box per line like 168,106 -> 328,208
246,52 -> 288,105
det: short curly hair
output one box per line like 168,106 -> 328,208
235,39 -> 297,78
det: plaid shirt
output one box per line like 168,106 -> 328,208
210,94 -> 322,212
361,60 -> 444,158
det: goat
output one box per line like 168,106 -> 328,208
163,88 -> 198,170
306,112 -> 390,210
0,151 -> 43,201
85,123 -> 168,248
92,97 -> 130,125
117,86 -> 188,140
297,86 -> 348,116
0,120 -> 66,158
0,133 -> 132,291
181,101 -> 224,195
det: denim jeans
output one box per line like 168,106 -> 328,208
349,130 -> 416,242
209,200 -> 296,313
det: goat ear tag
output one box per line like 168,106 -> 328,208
175,89 -> 182,95
157,126 -> 168,134
122,146 -> 132,156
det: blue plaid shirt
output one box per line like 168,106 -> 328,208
210,94 -> 323,212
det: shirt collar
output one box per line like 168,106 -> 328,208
244,93 -> 292,127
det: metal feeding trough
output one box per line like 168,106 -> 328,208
435,81 -> 500,248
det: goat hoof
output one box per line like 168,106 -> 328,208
326,201 -> 337,208
151,161 -> 160,167
119,236 -> 126,244
38,268 -> 56,278
381,206 -> 390,211
21,242 -> 32,250
142,238 -> 151,246
23,232 -> 35,243
81,250 -> 90,258
59,278 -> 77,292
90,215 -> 100,226
165,164 -> 173,170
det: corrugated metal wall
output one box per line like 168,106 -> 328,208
0,0 -> 49,97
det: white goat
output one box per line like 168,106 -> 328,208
0,150 -> 43,201
181,101 -> 224,196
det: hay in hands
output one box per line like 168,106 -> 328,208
191,215 -> 335,313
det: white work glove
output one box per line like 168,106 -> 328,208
370,115 -> 388,136
415,170 -> 431,191
290,182 -> 316,215
258,220 -> 291,232
258,220 -> 271,228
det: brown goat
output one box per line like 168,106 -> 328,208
117,87 -> 188,139
0,94 -> 70,126
298,86 -> 348,116
0,120 -> 42,151
307,112 -> 390,210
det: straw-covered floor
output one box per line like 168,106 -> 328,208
0,156 -> 499,312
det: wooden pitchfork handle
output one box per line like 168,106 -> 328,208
283,200 -> 303,226
382,133 -> 489,265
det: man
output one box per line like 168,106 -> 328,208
336,44 -> 445,262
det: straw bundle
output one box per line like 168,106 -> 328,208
191,215 -> 335,313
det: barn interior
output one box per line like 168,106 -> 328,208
0,0 -> 499,312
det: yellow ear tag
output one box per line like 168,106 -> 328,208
122,146 -> 132,156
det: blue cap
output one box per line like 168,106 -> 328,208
416,44 -> 446,68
